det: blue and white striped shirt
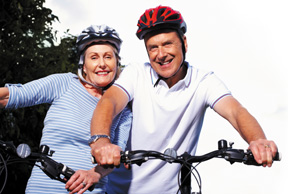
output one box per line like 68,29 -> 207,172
5,72 -> 132,194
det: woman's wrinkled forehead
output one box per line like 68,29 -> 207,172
84,42 -> 118,55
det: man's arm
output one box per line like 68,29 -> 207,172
213,95 -> 277,167
0,87 -> 9,108
90,85 -> 129,166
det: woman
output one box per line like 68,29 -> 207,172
0,25 -> 132,194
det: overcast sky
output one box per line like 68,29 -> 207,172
44,0 -> 287,193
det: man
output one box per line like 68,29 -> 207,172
89,6 -> 278,194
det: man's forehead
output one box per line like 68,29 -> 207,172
144,29 -> 177,41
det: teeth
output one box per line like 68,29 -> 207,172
97,72 -> 108,75
160,61 -> 170,65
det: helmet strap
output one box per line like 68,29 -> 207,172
77,64 -> 118,91
77,54 -> 100,89
77,67 -> 101,89
154,62 -> 187,87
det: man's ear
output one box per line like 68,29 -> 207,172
183,35 -> 188,53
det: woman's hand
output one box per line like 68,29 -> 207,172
65,168 -> 100,194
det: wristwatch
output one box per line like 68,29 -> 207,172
88,135 -> 110,145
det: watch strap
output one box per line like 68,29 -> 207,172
88,134 -> 110,145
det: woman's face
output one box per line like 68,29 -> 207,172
83,44 -> 118,87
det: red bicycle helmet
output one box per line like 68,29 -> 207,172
136,5 -> 187,40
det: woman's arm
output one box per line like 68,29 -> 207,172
0,87 -> 9,108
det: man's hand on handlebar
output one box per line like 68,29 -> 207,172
90,138 -> 121,167
248,139 -> 278,167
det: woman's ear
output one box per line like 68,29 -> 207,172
83,65 -> 87,74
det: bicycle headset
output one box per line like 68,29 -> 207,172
136,6 -> 188,87
76,24 -> 122,89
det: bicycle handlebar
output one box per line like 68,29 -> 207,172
119,140 -> 281,166
91,139 -> 280,194
118,139 -> 280,194
0,140 -> 94,192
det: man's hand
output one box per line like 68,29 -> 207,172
90,138 -> 121,167
248,139 -> 278,167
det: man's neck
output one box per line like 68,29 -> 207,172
165,63 -> 188,88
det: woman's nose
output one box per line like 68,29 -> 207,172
98,57 -> 106,68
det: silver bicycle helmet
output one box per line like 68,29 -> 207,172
76,24 -> 122,55
76,24 -> 122,89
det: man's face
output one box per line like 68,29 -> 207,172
144,31 -> 187,79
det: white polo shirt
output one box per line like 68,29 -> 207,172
108,62 -> 231,194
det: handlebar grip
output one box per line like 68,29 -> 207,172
91,155 -> 97,164
273,152 -> 281,161
61,165 -> 75,179
91,151 -> 125,164
244,151 -> 281,165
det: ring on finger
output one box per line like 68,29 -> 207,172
82,182 -> 86,187
264,144 -> 270,148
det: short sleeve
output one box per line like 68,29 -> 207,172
114,64 -> 139,101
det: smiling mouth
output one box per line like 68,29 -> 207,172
158,59 -> 172,66
96,72 -> 109,75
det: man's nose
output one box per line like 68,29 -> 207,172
157,46 -> 167,59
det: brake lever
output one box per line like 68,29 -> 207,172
218,140 -> 254,165
240,150 -> 262,166
40,155 -> 95,191
15,143 -> 95,191
39,156 -> 66,183
0,141 -> 17,155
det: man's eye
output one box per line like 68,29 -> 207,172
164,42 -> 172,47
149,46 -> 158,52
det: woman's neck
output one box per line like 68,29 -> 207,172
80,80 -> 103,98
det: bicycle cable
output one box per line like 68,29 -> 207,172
0,153 -> 8,194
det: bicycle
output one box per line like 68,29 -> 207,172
117,139 -> 281,194
0,139 -> 94,193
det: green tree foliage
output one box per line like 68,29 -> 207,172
0,0 -> 77,193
